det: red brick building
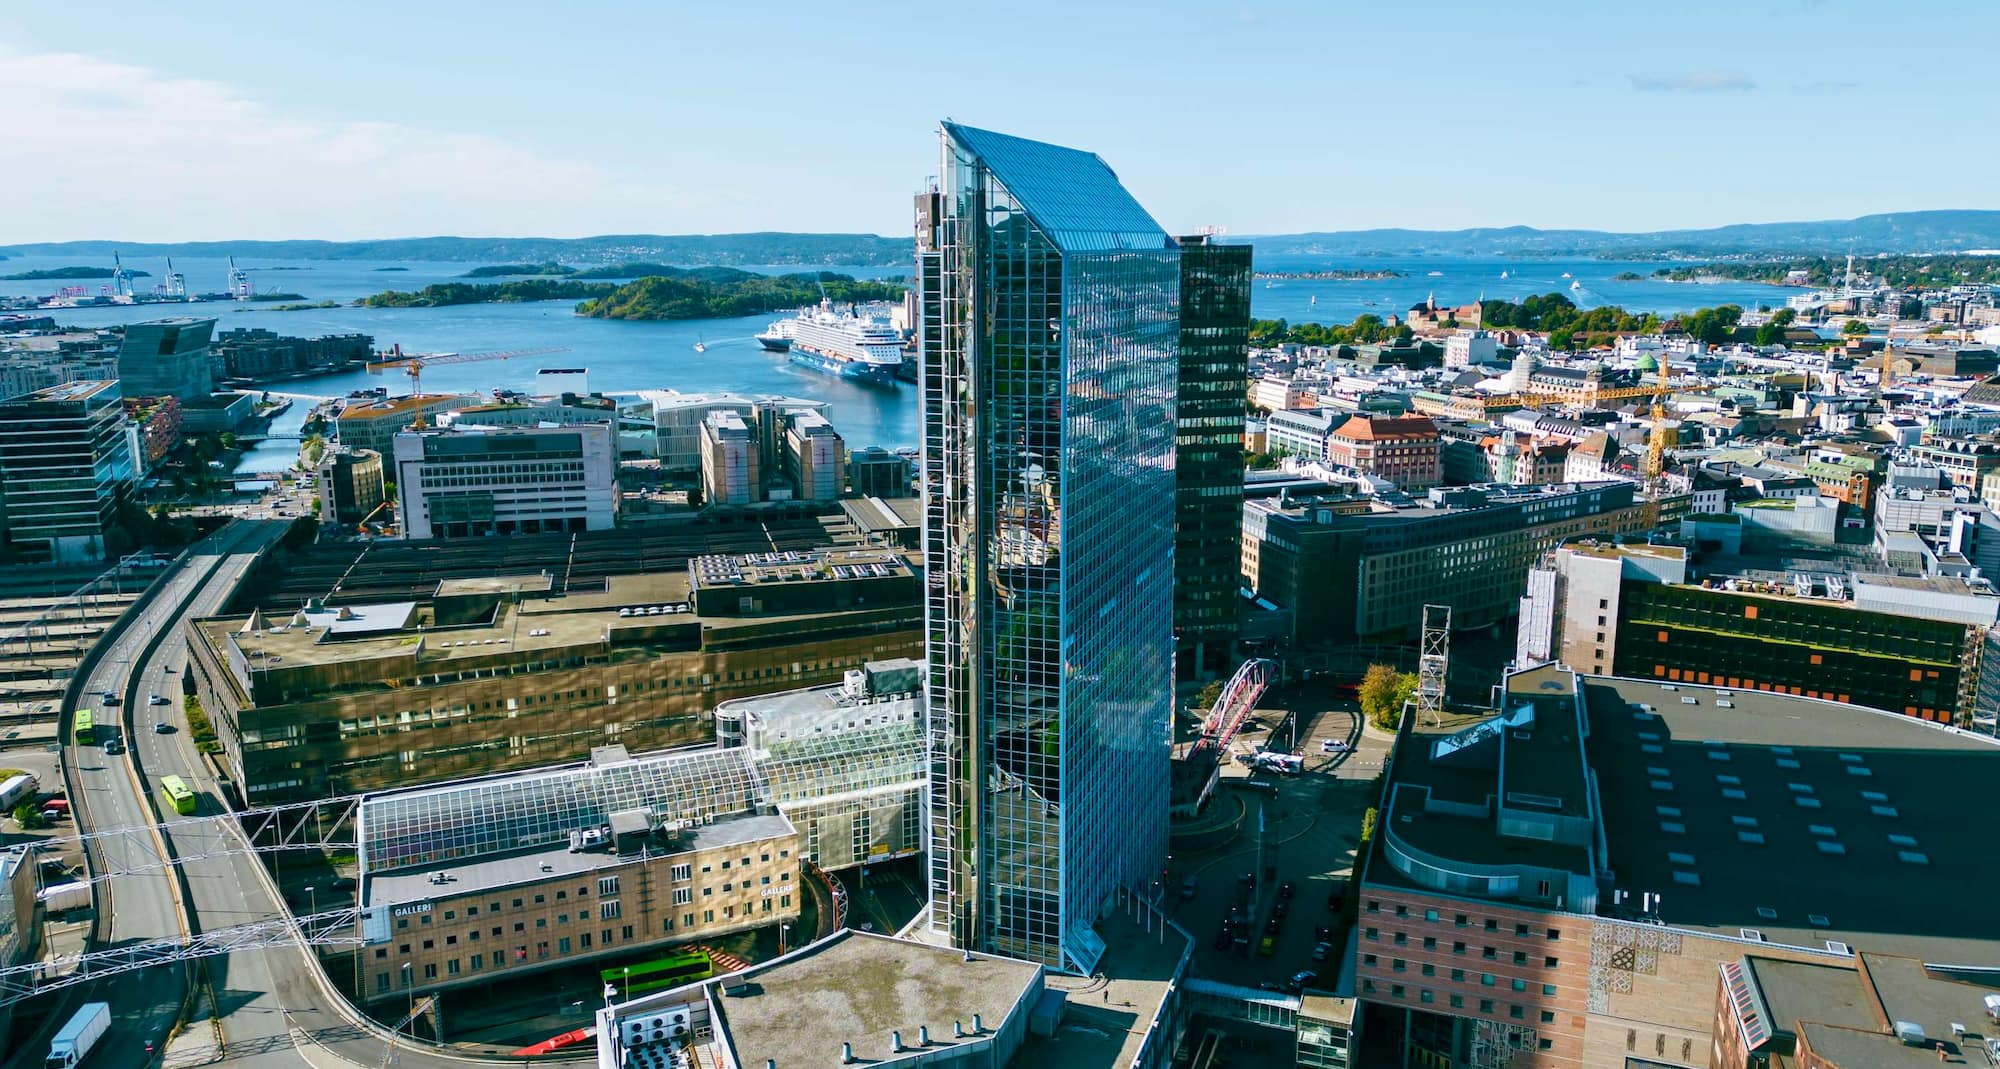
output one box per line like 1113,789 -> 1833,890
1326,414 -> 1440,489
1355,664 -> 2000,1068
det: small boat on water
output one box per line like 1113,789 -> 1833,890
1560,272 -> 1573,279
1426,270 -> 1444,277
692,337 -> 706,353
1499,270 -> 1509,280
1569,280 -> 1582,292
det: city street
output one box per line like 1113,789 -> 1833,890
1169,678 -> 1392,994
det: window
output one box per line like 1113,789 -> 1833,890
1479,1000 -> 1494,1014
1511,978 -> 1528,992
1450,969 -> 1465,981
1449,995 -> 1464,1008
1514,923 -> 1530,936
673,888 -> 693,906
1423,909 -> 1439,922
598,876 -> 620,896
1452,941 -> 1466,955
1365,928 -> 1378,940
1513,951 -> 1528,965
672,863 -> 692,882
1419,990 -> 1434,1004
1422,937 -> 1437,950
1363,954 -> 1378,966
1393,932 -> 1407,946
1540,1011 -> 1555,1024
1545,956 -> 1559,968
1547,928 -> 1560,941
1481,973 -> 1496,987
1482,946 -> 1497,960
1510,1005 -> 1524,1020
1392,959 -> 1406,973
1366,900 -> 1380,913
1391,985 -> 1405,998
1454,914 -> 1468,927
1485,919 -> 1498,931
1394,905 -> 1408,917
1421,964 -> 1435,977
1538,1039 -> 1553,1051
1542,984 -> 1558,996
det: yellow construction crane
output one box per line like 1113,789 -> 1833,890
1475,380 -> 1713,412
365,344 -> 572,401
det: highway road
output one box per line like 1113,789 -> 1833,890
51,521 -> 274,1065
13,518 -> 575,1069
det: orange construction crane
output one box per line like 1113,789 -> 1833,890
365,344 -> 572,403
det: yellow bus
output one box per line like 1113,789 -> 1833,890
159,775 -> 197,816
73,708 -> 96,746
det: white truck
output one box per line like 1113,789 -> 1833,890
37,881 -> 92,915
45,1000 -> 110,1069
0,771 -> 39,812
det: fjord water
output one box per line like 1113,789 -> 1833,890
1,253 -> 1806,453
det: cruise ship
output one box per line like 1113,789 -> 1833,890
758,301 -> 902,383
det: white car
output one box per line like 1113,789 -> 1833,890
1320,739 -> 1349,753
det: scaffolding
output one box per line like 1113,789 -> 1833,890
1416,604 -> 1451,727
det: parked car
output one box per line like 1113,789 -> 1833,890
1313,925 -> 1332,943
1278,881 -> 1296,899
1290,970 -> 1319,991
1179,875 -> 1199,901
1311,941 -> 1333,962
1320,739 -> 1348,753
1258,936 -> 1277,957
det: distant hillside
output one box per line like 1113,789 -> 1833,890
11,211 -> 1998,265
0,232 -> 915,268
1246,210 -> 2000,258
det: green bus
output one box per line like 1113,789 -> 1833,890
73,708 -> 95,746
600,949 -> 713,997
160,775 -> 197,815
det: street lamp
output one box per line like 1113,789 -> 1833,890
780,923 -> 791,955
400,961 -> 414,1039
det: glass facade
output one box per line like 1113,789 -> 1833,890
1173,237 -> 1252,669
918,123 -> 1178,971
0,382 -> 134,563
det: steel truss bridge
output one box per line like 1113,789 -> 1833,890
3,795 -> 363,1008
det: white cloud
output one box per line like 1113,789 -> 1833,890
0,51 -> 705,241
1629,71 -> 1758,93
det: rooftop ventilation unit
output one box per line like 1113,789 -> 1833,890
1894,1021 -> 1926,1047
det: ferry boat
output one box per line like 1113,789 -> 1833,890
763,301 -> 902,383
753,322 -> 793,351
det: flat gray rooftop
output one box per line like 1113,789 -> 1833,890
365,811 -> 793,911
714,931 -> 1041,1069
1583,675 -> 2000,965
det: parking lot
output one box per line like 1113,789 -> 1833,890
1169,676 -> 1392,993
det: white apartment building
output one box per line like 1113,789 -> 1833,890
392,423 -> 617,539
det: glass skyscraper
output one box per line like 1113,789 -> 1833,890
1173,236 -> 1251,674
916,123 -> 1179,972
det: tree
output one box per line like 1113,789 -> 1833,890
1194,680 -> 1225,713
1771,307 -> 1797,328
11,803 -> 47,830
1841,319 -> 1870,336
1359,664 -> 1419,731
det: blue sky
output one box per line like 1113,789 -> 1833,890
2,0 -> 1994,242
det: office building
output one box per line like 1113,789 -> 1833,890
847,446 -> 912,498
1712,952 -> 2000,1068
318,447 -> 386,525
354,657 -> 927,1004
699,410 -> 760,506
0,381 -> 135,563
334,393 -> 477,455
1240,481 -> 1659,644
1266,408 -> 1340,462
915,123 -> 1178,970
122,395 -> 182,469
185,547 -> 922,801
393,423 -> 618,539
1443,330 -> 1498,369
210,328 -> 373,381
640,391 -> 829,476
1324,413 -> 1442,489
781,408 -> 845,502
116,317 -> 214,400
357,747 -> 802,1004
1356,663 -> 2000,1069
1174,235 -> 1252,674
1521,538 -> 1996,726
0,846 -> 39,1046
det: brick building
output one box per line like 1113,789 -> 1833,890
1355,664 -> 2000,1068
1325,414 -> 1441,489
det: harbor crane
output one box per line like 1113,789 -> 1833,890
365,344 -> 572,412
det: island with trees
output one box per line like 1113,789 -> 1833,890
3,266 -> 150,280
460,263 -> 578,278
358,279 -> 619,308
575,269 -> 906,321
1653,254 -> 2000,289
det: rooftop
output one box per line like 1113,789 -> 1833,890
364,811 -> 795,910
1584,674 -> 2000,966
943,123 -> 1170,254
705,931 -> 1043,1069
1,379 -> 117,405
338,393 -> 469,420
